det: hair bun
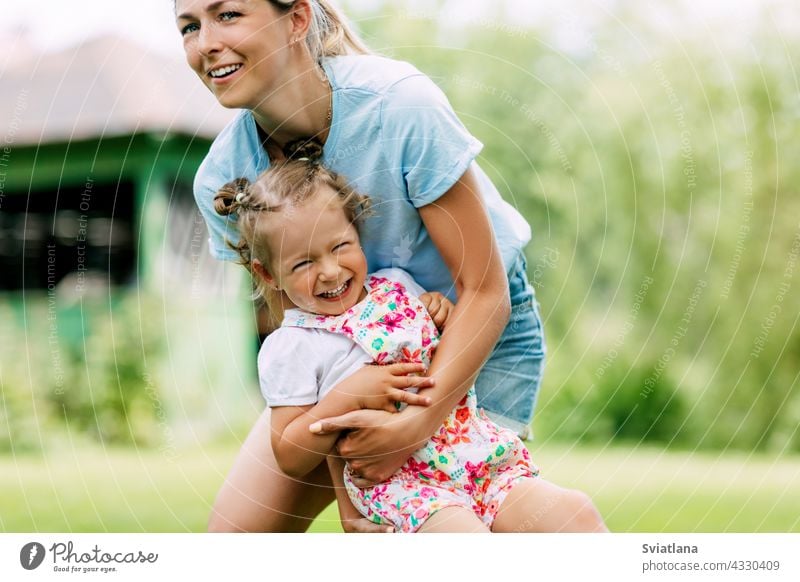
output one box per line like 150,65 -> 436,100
214,177 -> 251,216
283,138 -> 324,163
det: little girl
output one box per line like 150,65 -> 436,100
214,143 -> 607,533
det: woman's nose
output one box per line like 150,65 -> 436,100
198,22 -> 223,56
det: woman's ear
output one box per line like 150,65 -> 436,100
253,259 -> 279,290
288,0 -> 313,43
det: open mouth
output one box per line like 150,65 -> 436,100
317,279 -> 351,300
208,63 -> 243,79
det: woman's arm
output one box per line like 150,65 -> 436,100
271,362 -> 434,478
313,167 -> 510,483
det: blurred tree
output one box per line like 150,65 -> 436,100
346,0 -> 800,451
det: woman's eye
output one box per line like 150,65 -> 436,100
180,22 -> 199,36
219,11 -> 240,22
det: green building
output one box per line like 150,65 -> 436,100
0,36 -> 256,450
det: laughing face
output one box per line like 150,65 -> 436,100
255,185 -> 368,316
176,0 -> 296,110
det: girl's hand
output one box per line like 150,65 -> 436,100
311,409 -> 424,486
419,291 -> 454,331
332,362 -> 434,413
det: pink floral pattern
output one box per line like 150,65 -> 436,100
283,274 -> 539,532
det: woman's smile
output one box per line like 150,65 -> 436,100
208,62 -> 243,79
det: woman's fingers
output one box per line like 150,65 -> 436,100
309,410 -> 367,434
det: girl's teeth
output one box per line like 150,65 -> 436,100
320,282 -> 347,298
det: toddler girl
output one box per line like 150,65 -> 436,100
214,143 -> 606,533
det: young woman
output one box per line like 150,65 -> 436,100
176,0 -> 550,532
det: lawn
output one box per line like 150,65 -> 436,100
1,442 -> 798,532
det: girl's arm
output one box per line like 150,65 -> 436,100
312,167 -> 510,483
270,362 -> 434,478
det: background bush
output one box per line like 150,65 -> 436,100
2,2 -> 797,454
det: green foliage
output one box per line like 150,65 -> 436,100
51,294 -> 165,446
0,300 -> 60,453
0,292 -> 166,450
352,2 -> 800,451
3,3 -> 795,454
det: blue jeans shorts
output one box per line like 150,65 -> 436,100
474,251 -> 546,439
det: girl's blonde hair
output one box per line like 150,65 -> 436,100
214,139 -> 372,328
267,0 -> 371,63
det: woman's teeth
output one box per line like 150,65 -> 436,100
210,64 -> 242,78
319,281 -> 348,299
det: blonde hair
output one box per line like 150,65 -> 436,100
214,140 -> 372,327
267,0 -> 371,63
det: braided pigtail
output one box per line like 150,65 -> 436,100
213,177 -> 258,267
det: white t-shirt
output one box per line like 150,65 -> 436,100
258,268 -> 426,407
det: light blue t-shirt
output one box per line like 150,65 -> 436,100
193,55 -> 531,297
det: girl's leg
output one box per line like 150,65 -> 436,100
417,507 -> 490,533
208,407 -> 335,532
491,478 -> 608,533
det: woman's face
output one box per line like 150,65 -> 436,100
176,0 -> 295,110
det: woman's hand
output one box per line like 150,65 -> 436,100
311,409 -> 425,486
331,362 -> 434,413
419,291 -> 454,330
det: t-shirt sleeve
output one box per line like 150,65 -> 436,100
193,157 -> 241,262
381,74 -> 483,208
257,328 -> 320,407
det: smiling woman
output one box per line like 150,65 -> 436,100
176,0 -> 368,131
175,0 -> 549,534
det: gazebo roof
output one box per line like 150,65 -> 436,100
1,34 -> 235,146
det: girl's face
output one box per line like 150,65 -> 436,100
176,0 -> 297,110
256,186 -> 368,316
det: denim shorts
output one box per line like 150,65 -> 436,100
475,251 -> 546,439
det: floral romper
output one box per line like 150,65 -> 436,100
283,273 -> 539,532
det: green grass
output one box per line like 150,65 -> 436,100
1,442 -> 798,532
